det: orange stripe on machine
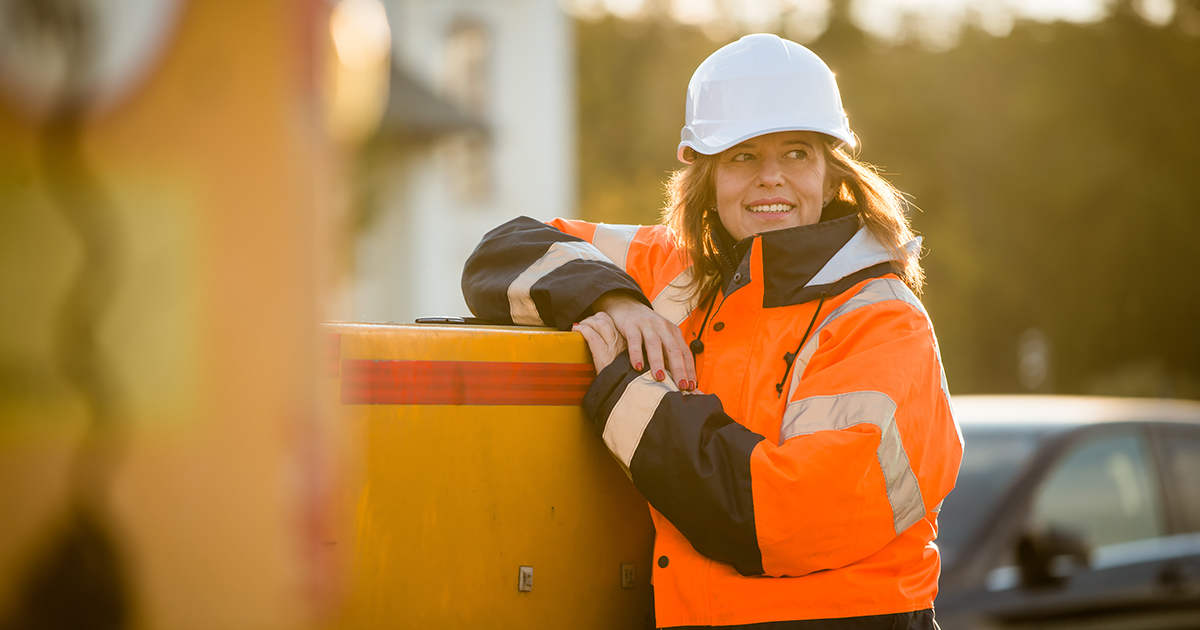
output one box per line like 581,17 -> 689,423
340,359 -> 595,406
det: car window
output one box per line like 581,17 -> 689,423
1030,431 -> 1164,549
938,427 -> 1043,566
1159,428 -> 1200,533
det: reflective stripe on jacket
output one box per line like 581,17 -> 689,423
462,215 -> 963,628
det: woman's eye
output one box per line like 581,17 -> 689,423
785,149 -> 809,159
730,152 -> 755,163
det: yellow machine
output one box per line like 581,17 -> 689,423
325,322 -> 655,628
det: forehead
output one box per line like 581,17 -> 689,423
727,130 -> 824,151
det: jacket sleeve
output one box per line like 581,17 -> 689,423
461,216 -> 649,329
462,216 -> 691,330
583,279 -> 962,577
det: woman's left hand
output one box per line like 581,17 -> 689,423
573,312 -> 628,374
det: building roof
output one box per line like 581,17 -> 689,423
378,64 -> 487,141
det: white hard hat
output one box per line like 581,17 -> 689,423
677,33 -> 855,163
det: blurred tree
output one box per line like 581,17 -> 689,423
575,3 -> 1200,397
575,17 -> 714,225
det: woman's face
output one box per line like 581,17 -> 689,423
713,130 -> 835,242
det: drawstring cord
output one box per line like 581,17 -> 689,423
776,292 -> 828,398
689,286 -> 723,355
690,230 -> 740,356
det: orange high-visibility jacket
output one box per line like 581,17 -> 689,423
463,215 -> 963,627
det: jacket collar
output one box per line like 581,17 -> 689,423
717,214 -> 919,308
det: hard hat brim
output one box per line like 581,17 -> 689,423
677,122 -> 856,163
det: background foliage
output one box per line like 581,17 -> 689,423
575,1 -> 1200,397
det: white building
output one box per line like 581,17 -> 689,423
354,0 -> 576,323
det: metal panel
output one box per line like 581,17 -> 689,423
325,323 -> 654,629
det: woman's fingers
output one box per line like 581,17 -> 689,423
663,324 -> 696,390
620,318 -> 695,389
574,313 -> 626,374
623,324 -> 646,373
642,334 -> 666,383
573,322 -> 604,373
589,291 -> 697,390
679,326 -> 697,388
647,320 -> 695,390
591,312 -> 627,358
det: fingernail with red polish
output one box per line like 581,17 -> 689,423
656,370 -> 665,381
678,379 -> 687,390
689,380 -> 696,390
634,361 -> 643,371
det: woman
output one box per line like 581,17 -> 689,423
463,34 -> 961,629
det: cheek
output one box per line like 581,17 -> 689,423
715,168 -> 753,205
714,169 -> 733,200
788,167 -> 828,198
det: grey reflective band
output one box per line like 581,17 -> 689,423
779,391 -> 925,535
778,276 -> 955,535
592,223 -> 641,271
508,240 -> 609,325
603,372 -> 678,477
785,278 -> 952,415
651,267 -> 696,326
806,228 -> 895,288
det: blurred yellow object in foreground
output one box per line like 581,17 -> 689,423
0,0 -> 340,627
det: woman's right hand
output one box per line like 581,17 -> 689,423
588,292 -> 697,391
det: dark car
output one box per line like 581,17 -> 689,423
935,395 -> 1200,629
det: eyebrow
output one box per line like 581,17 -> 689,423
729,138 -> 816,151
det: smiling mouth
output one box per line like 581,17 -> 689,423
747,203 -> 794,214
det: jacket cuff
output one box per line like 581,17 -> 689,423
582,352 -> 638,438
548,275 -> 650,331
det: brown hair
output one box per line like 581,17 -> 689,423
661,139 -> 924,303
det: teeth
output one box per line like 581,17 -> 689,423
748,203 -> 792,213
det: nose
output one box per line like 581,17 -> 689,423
756,155 -> 784,187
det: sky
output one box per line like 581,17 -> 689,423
562,0 -> 1179,47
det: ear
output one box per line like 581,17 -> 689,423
823,176 -> 840,205
820,143 -> 840,203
